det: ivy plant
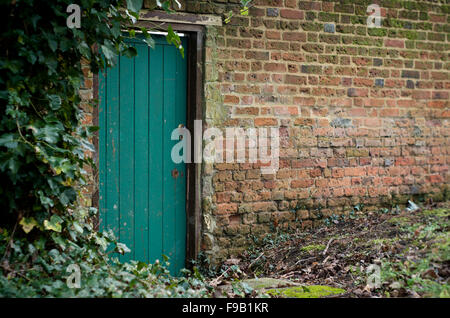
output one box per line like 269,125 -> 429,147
0,0 -> 251,297
0,0 -> 202,297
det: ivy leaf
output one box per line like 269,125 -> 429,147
19,217 -> 39,234
60,188 -> 77,206
7,158 -> 20,174
77,41 -> 91,58
116,243 -> 131,255
110,20 -> 121,38
126,0 -> 143,13
136,261 -> 147,271
48,38 -> 58,52
166,26 -> 184,58
32,124 -> 62,144
101,41 -> 118,65
30,15 -> 41,29
125,9 -> 139,24
4,60 -> 21,73
157,0 -> 172,12
44,215 -> 63,233
95,235 -> 108,250
38,190 -> 54,209
0,133 -> 18,149
240,0 -> 252,7
80,139 -> 95,152
225,10 -> 233,24
240,7 -> 249,16
123,46 -> 137,59
72,221 -> 84,233
48,95 -> 61,110
143,35 -> 155,48
51,233 -> 66,249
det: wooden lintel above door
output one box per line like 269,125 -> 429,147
138,9 -> 222,26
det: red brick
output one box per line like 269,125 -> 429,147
384,39 -> 404,48
380,108 -> 399,117
264,63 -> 287,72
266,30 -> 281,40
224,95 -> 240,104
347,88 -> 369,97
291,179 -> 314,188
282,32 -> 306,42
344,167 -> 366,177
254,118 -> 278,126
280,9 -> 304,19
285,75 -> 307,85
216,203 -> 238,215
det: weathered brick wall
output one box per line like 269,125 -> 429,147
84,1 -> 449,263
178,0 -> 450,261
80,60 -> 96,209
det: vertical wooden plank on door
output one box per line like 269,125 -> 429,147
119,54 -> 135,262
106,62 -> 120,249
134,43 -> 150,262
174,38 -> 188,272
148,44 -> 164,263
163,44 -> 177,273
98,69 -> 107,231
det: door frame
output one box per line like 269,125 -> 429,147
92,22 -> 204,267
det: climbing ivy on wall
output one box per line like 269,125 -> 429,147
0,0 -> 205,297
0,0 -> 253,297
0,0 -> 177,242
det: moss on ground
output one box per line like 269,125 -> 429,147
300,244 -> 326,253
267,285 -> 345,298
387,216 -> 410,225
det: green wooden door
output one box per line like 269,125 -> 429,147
98,36 -> 188,273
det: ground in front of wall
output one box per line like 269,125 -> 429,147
211,201 -> 450,298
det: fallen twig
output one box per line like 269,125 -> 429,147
210,268 -> 231,287
248,252 -> 265,270
322,238 -> 334,256
280,256 -> 317,274
279,271 -> 303,279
